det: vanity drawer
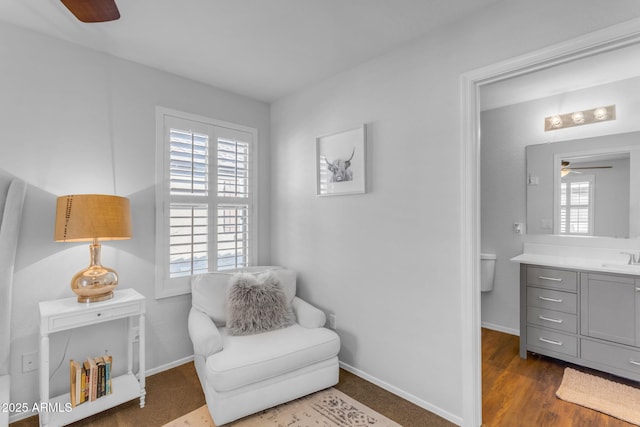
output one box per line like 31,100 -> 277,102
527,267 -> 577,292
527,326 -> 578,357
527,287 -> 577,314
581,339 -> 640,377
527,306 -> 577,333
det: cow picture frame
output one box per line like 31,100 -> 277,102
316,125 -> 367,196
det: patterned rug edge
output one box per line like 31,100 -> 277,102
162,387 -> 402,427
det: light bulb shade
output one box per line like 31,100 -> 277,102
54,194 -> 132,242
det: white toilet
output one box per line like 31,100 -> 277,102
480,253 -> 496,292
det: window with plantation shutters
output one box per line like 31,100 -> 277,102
155,108 -> 257,298
559,175 -> 594,236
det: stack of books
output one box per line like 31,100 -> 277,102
69,355 -> 113,407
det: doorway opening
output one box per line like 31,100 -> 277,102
461,18 -> 640,427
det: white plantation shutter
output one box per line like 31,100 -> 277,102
169,129 -> 208,196
217,205 -> 250,270
213,127 -> 253,271
218,137 -> 250,198
156,108 -> 257,298
559,176 -> 594,236
169,204 -> 208,278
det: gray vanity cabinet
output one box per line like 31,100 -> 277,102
580,273 -> 640,346
520,265 -> 640,381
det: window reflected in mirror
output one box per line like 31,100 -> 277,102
526,131 -> 639,238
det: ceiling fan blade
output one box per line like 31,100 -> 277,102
566,166 -> 612,170
61,0 -> 120,23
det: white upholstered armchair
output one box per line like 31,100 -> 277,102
188,267 -> 340,425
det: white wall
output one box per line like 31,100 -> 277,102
271,1 -> 640,424
481,76 -> 640,334
4,1 -> 640,425
0,22 -> 270,418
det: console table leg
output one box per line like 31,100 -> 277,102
127,317 -> 133,375
139,313 -> 146,408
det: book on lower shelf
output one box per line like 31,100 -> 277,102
70,355 -> 113,407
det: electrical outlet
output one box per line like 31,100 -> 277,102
132,326 -> 140,343
327,314 -> 336,330
513,222 -> 524,235
22,351 -> 38,373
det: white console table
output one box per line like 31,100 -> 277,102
39,289 -> 146,427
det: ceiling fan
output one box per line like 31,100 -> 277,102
61,0 -> 120,23
561,160 -> 612,177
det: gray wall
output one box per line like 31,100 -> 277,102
481,76 -> 640,334
0,22 -> 270,412
271,1 -> 640,423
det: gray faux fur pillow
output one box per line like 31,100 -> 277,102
226,272 -> 295,336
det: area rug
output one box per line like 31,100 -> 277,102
163,387 -> 401,427
556,367 -> 640,425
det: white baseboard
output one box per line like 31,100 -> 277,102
144,355 -> 194,377
7,412 -> 29,424
10,356 -> 463,425
481,321 -> 519,336
339,361 -> 463,427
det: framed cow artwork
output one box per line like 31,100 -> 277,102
316,124 -> 367,196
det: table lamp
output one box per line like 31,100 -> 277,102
54,194 -> 132,303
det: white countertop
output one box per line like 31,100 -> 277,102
511,251 -> 640,276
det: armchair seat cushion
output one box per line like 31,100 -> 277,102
206,324 -> 340,392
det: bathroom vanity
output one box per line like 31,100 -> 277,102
514,251 -> 640,382
510,132 -> 640,381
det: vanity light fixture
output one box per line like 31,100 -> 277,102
544,105 -> 616,131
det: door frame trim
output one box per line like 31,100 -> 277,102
460,17 -> 640,427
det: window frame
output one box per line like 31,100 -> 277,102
155,106 -> 258,299
558,174 -> 595,236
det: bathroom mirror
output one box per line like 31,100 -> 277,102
526,131 -> 640,238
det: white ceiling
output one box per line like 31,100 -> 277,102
0,0 -> 502,102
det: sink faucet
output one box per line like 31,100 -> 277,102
621,252 -> 640,264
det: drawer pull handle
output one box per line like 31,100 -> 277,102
538,296 -> 563,303
538,276 -> 563,282
630,360 -> 640,367
636,288 -> 640,292
538,315 -> 563,323
539,337 -> 563,346
97,313 -> 102,317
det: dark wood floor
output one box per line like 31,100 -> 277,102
11,329 -> 639,426
482,328 -> 638,427
10,364 -> 453,427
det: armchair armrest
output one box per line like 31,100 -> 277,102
292,296 -> 326,328
188,307 -> 223,358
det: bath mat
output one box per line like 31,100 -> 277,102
556,367 -> 640,425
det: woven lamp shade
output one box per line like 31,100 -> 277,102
54,194 -> 131,303
54,194 -> 131,242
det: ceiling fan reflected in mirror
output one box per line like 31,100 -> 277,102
561,160 -> 612,177
61,0 -> 120,23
